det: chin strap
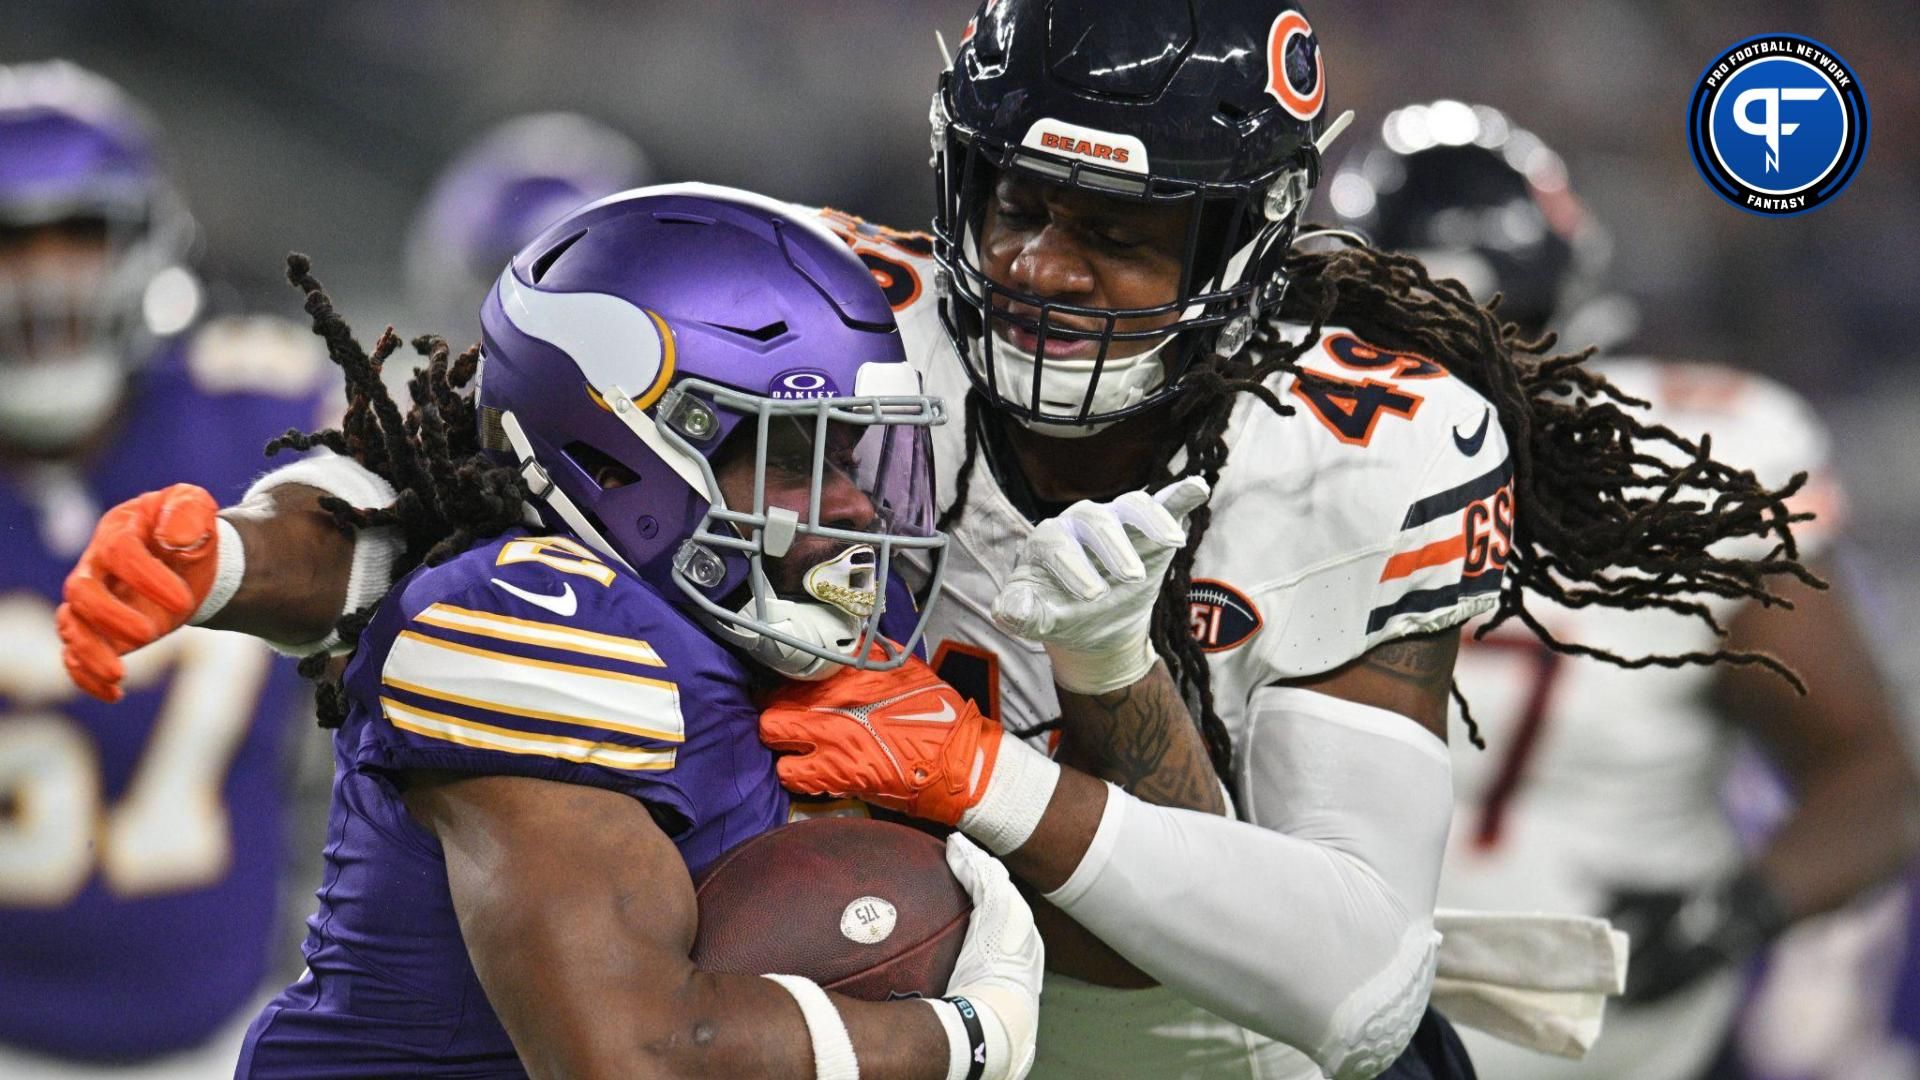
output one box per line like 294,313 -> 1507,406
497,408 -> 636,574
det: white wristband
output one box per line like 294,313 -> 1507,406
958,731 -> 1061,856
244,450 -> 398,510
926,998 -> 976,1080
1045,635 -> 1157,697
763,974 -> 859,1080
243,452 -> 404,657
188,517 -> 246,626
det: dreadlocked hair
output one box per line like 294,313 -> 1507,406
266,253 -> 528,727
943,239 -> 1819,785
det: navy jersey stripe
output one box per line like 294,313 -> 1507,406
1366,571 -> 1504,634
1400,458 -> 1514,530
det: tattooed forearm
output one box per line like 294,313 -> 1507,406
1054,662 -> 1227,815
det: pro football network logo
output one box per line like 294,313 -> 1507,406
1687,34 -> 1868,216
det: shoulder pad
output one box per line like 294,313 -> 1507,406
814,206 -> 937,314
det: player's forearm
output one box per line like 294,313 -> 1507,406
1003,769 -> 1158,986
1032,689 -> 1452,1076
1716,560 -> 1920,921
426,773 -> 993,1080
1053,660 -> 1227,815
1756,748 -> 1920,919
1002,765 -> 1108,894
563,970 -> 950,1080
1039,784 -> 1442,1076
996,661 -> 1223,894
210,483 -> 355,643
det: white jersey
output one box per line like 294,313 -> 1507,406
1437,358 -> 1843,1080
814,208 -> 1515,1078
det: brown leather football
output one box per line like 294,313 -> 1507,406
691,817 -> 970,1000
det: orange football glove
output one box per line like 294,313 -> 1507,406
760,654 -> 1004,827
58,483 -> 222,703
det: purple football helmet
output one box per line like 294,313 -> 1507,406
406,113 -> 652,342
477,184 -> 947,676
0,61 -> 198,450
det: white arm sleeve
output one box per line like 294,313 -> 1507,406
1042,686 -> 1452,1080
242,450 -> 403,657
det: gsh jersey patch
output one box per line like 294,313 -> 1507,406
1188,579 -> 1261,653
1688,34 -> 1868,216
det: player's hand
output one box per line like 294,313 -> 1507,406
760,655 -> 1003,826
990,477 -> 1210,695
941,833 -> 1043,1080
1607,869 -> 1789,1004
57,483 -> 221,703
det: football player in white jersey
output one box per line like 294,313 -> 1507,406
1327,101 -> 1918,1080
54,5 -> 1817,1079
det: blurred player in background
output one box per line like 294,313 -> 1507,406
52,2 -> 1825,1077
1328,100 -> 1920,1080
0,61 -> 323,1077
403,111 -> 651,343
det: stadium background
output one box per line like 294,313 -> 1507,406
5,0 -> 1917,1075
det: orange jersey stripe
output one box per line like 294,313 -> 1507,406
1379,535 -> 1468,583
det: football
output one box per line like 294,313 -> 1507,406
690,817 -> 971,1000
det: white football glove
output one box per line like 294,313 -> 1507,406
934,834 -> 1044,1080
991,476 -> 1211,695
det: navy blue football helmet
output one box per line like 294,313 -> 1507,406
931,0 -> 1332,427
1326,101 -> 1610,338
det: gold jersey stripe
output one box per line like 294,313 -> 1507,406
383,676 -> 683,744
383,631 -> 684,742
414,603 -> 665,667
381,697 -> 676,772
394,630 -> 676,691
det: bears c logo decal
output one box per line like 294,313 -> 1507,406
1265,11 -> 1325,121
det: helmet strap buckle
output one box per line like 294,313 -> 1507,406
517,456 -> 554,499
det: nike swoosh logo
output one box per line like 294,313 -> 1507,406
490,577 -> 578,617
1453,408 -> 1491,457
895,699 -> 957,724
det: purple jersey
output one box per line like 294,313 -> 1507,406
239,527 -> 791,1079
0,330 -> 321,1061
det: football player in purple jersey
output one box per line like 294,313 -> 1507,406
100,186 -> 1045,1079
0,61 -> 325,1074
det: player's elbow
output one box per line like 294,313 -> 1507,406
1212,847 -> 1439,1080
1299,877 -> 1440,1080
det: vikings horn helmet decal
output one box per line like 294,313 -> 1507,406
477,184 -> 948,677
